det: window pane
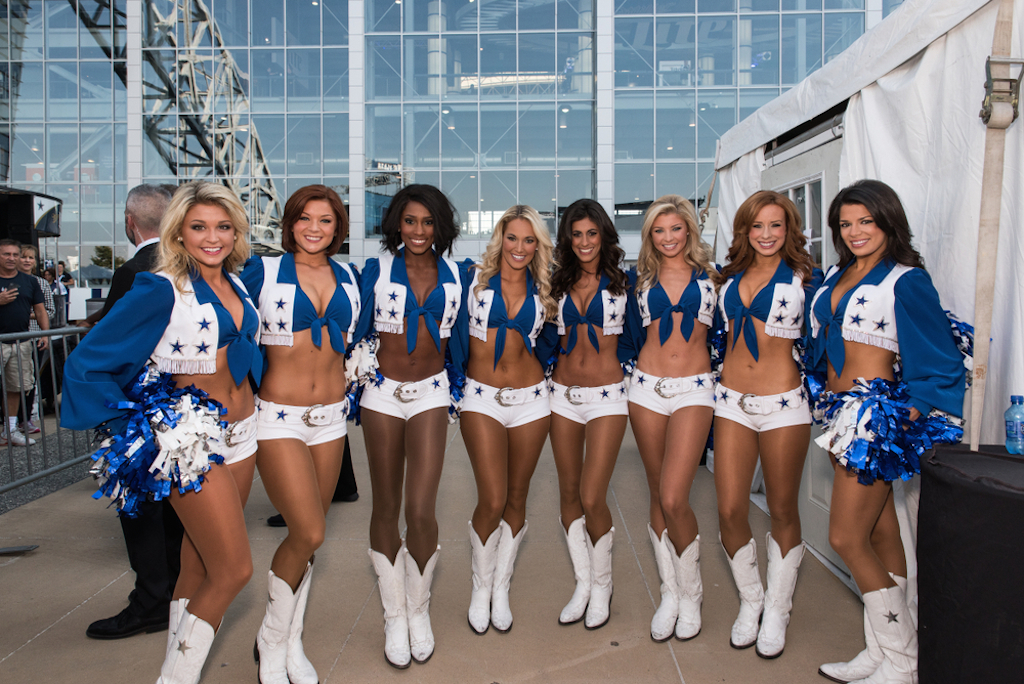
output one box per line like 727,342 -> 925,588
616,18 -> 654,88
518,33 -> 557,100
442,171 -> 478,234
445,35 -> 478,100
179,51 -> 214,114
697,16 -> 735,86
741,0 -> 779,10
782,14 -> 822,84
20,2 -> 44,59
79,0 -> 113,60
405,37 -> 431,99
559,0 -> 594,31
519,170 -> 558,219
287,49 -> 321,112
46,0 -> 78,60
519,103 -> 556,166
479,34 -> 517,99
252,114 -> 287,175
251,49 -> 286,112
366,104 -> 401,166
700,0 -> 736,10
367,36 -> 403,99
408,105 -> 441,168
557,103 -> 593,167
253,0 -> 285,46
367,0 -> 401,32
143,115 -> 176,177
13,63 -> 46,120
81,124 -> 114,181
696,89 -> 735,158
739,87 -> 779,120
740,15 -> 779,85
324,0 -> 349,45
480,104 -> 517,167
615,0 -> 654,14
655,90 -> 696,159
47,124 -> 78,182
480,170 -> 517,214
323,113 -> 349,175
213,0 -> 250,47
656,16 -> 696,87
287,115 -> 321,174
656,162 -> 697,202
657,0 -> 696,12
782,0 -> 821,8
556,169 -> 594,210
615,90 -> 653,162
519,1 -> 555,30
616,162 -> 654,231
287,0 -> 321,46
441,104 -> 477,168
558,33 -> 594,97
824,0 -> 863,8
143,50 -> 177,114
82,184 -> 114,244
824,13 -> 863,63
114,122 -> 127,181
47,63 -> 79,121
324,48 -> 350,109
12,124 -> 46,183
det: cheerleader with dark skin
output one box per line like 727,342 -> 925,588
547,199 -> 631,630
355,184 -> 463,668
625,195 -> 719,643
714,191 -> 820,658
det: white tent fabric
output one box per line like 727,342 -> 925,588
716,0 -> 1023,442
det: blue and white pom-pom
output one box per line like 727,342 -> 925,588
89,366 -> 227,517
346,334 -> 380,386
813,377 -> 963,485
446,356 -> 467,424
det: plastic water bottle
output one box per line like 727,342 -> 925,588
1006,396 -> 1024,454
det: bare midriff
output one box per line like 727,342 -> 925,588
636,311 -> 711,380
376,317 -> 447,382
467,331 -> 544,389
826,336 -> 896,393
552,323 -> 624,387
719,317 -> 801,395
173,349 -> 255,423
259,329 -> 348,406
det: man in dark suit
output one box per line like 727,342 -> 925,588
80,184 -> 186,640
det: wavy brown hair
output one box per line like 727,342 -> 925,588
723,190 -> 817,284
827,180 -> 925,270
474,205 -> 557,320
281,185 -> 348,256
551,199 -> 627,300
636,195 -> 717,292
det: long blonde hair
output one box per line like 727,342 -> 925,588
635,195 -> 716,292
475,205 -> 557,320
156,182 -> 251,292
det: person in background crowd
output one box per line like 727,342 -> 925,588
0,239 -> 49,447
714,191 -> 821,658
460,205 -> 555,635
15,244 -> 56,435
545,199 -> 631,630
57,261 -> 75,289
76,185 -> 187,644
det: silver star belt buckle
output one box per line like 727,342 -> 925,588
739,393 -> 760,415
302,404 -> 329,427
394,382 -> 421,403
495,387 -> 518,407
224,419 -> 248,447
654,377 -> 686,399
565,386 -> 585,406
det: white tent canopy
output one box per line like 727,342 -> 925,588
715,0 -> 1023,443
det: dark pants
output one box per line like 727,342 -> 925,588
121,499 -> 185,618
333,438 -> 358,500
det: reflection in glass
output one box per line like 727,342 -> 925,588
80,124 -> 114,182
479,34 -> 518,100
81,184 -> 114,244
519,170 -> 558,222
518,33 -> 556,99
559,0 -> 594,31
324,0 -> 350,46
656,17 -> 696,88
287,49 -> 321,112
79,0 -> 115,61
143,115 -> 175,177
179,117 -> 214,177
366,105 -> 401,165
480,105 -> 517,168
46,0 -> 78,60
519,104 -> 556,166
741,0 -> 780,10
699,0 -> 736,10
323,48 -> 350,108
782,0 -> 821,8
179,52 -> 214,113
558,33 -> 594,97
252,114 -> 287,175
698,16 -> 736,86
824,13 -> 863,64
143,50 -> 177,114
615,90 -> 653,162
656,0 -> 696,13
443,172 -> 478,235
616,0 -> 654,14
114,122 -> 127,182
367,36 -> 403,99
253,0 -> 286,46
739,88 -> 778,121
615,18 -> 654,88
656,90 -> 696,160
213,0 -> 250,47
252,50 -> 286,112
19,2 -> 45,60
824,0 -> 863,8
287,0 -> 321,46
557,104 -> 593,167
696,90 -> 736,158
367,0 -> 401,33
616,163 -> 654,232
556,169 -> 595,210
12,124 -> 46,184
782,14 -> 822,84
144,1 -> 176,48
47,63 -> 79,121
408,105 -> 441,168
441,104 -> 478,168
445,35 -> 478,100
324,113 -> 350,174
287,115 -> 322,175
13,63 -> 46,120
739,15 -> 779,85
656,162 -> 697,202
480,170 -> 516,213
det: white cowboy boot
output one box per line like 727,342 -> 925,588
156,609 -> 216,684
584,526 -> 614,629
368,547 -> 411,669
723,535 -> 764,649
286,561 -> 318,684
491,519 -> 527,632
559,516 -> 591,625
467,522 -> 500,635
671,535 -> 703,640
849,585 -> 918,684
756,533 -> 804,659
255,570 -> 301,684
405,546 -> 439,664
819,575 -> 907,683
166,598 -> 189,657
648,525 -> 679,642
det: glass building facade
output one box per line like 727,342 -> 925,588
0,0 -> 887,275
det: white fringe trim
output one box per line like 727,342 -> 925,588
153,357 -> 218,376
375,322 -> 403,335
260,333 -> 294,347
765,326 -> 801,339
697,313 -> 714,329
842,330 -> 898,353
604,325 -> 623,336
440,329 -> 452,339
470,328 -> 488,343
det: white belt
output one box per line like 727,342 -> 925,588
224,412 -> 257,447
635,372 -> 713,399
555,382 -> 627,406
257,398 -> 348,427
717,385 -> 806,416
375,374 -> 448,404
475,383 -> 548,406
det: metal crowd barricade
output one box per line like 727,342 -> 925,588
0,326 -> 93,497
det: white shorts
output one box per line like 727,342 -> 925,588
549,380 -> 629,425
361,371 -> 449,421
461,379 -> 550,428
714,383 -> 811,432
628,371 -> 715,416
255,396 -> 349,446
219,410 -> 259,465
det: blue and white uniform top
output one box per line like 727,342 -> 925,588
556,273 -> 627,354
354,249 -> 463,355
808,259 -> 965,417
719,261 -> 821,362
61,270 -> 263,431
241,253 -> 360,354
637,270 -> 717,345
467,268 -> 545,369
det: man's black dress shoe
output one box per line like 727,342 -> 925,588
86,606 -> 168,639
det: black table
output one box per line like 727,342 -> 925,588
918,444 -> 1024,683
